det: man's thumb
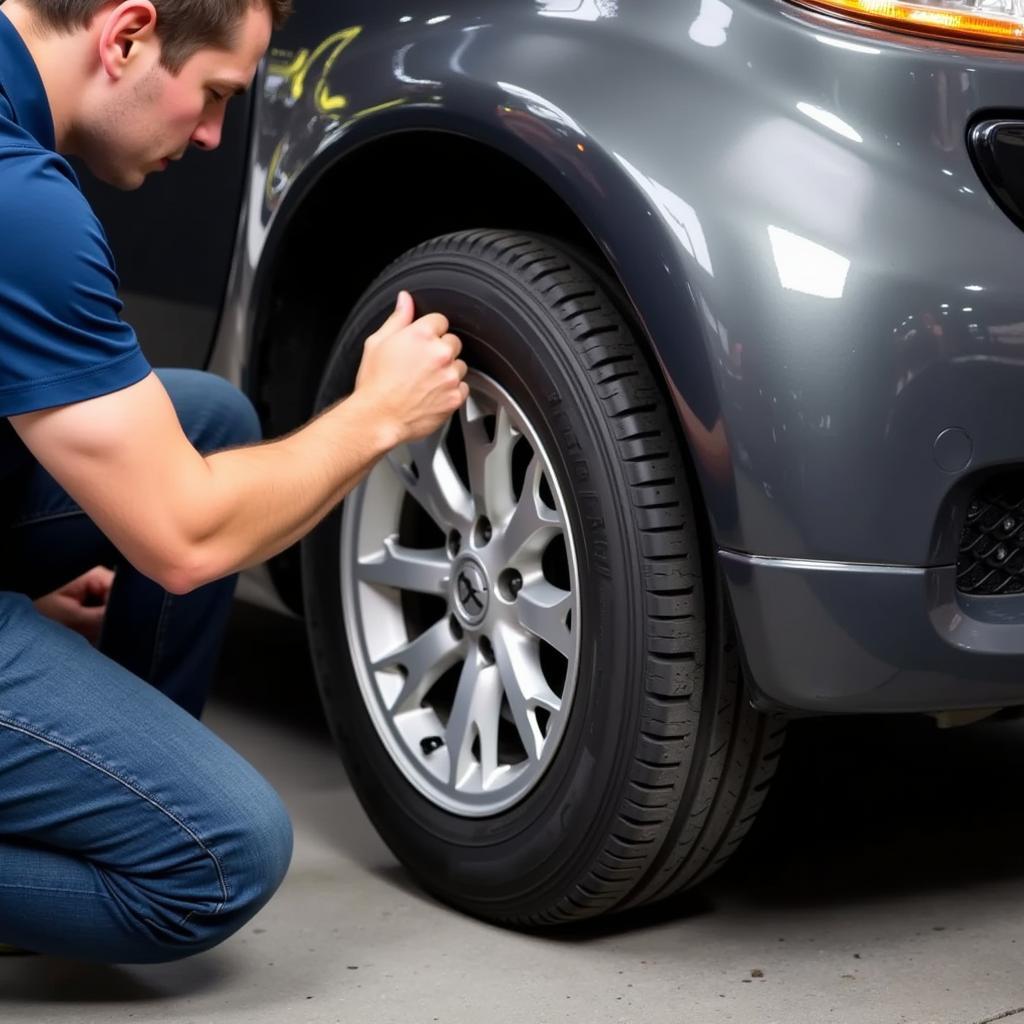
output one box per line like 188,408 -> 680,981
379,290 -> 415,335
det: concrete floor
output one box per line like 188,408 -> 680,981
3,603 -> 1024,1023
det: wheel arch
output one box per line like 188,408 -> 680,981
247,123 -> 725,608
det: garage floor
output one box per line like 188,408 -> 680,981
3,602 -> 1024,1024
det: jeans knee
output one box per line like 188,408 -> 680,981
208,780 -> 293,943
156,368 -> 263,453
209,378 -> 262,451
238,786 -> 294,913
151,793 -> 292,963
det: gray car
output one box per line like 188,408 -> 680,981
81,0 -> 1024,925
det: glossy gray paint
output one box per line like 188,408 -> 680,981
194,0 -> 1024,711
723,552 -> 1024,713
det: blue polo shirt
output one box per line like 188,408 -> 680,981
0,8 -> 150,439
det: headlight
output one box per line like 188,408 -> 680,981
790,0 -> 1024,47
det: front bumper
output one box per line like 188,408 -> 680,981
723,548 -> 1024,713
680,7 -> 1024,714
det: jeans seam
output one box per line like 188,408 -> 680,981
0,883 -> 115,899
0,714 -> 229,916
148,591 -> 173,682
8,509 -> 84,530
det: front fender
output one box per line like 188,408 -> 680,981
220,0 -> 1024,569
218,1 -> 737,546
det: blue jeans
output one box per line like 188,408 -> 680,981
0,369 -> 293,963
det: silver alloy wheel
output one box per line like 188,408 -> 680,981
340,370 -> 581,816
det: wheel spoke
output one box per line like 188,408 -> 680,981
493,455 -> 562,568
373,618 -> 463,714
386,427 -> 473,533
516,580 -> 573,659
461,398 -> 518,520
494,625 -> 561,762
355,536 -> 450,595
445,655 -> 502,789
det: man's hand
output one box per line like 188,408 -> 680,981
33,565 -> 114,645
354,291 -> 469,446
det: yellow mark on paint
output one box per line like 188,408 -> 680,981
267,50 -> 307,80
351,98 -> 408,120
267,26 -> 363,112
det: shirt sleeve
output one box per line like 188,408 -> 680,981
0,147 -> 151,416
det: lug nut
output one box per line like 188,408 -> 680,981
474,516 -> 493,546
449,615 -> 464,640
447,529 -> 461,557
498,568 -> 523,601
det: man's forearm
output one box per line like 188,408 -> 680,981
12,296 -> 466,596
178,391 -> 398,590
11,379 -> 400,596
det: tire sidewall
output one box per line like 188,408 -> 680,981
304,252 -> 658,912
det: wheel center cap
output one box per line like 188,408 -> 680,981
452,556 -> 490,626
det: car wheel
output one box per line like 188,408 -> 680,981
302,230 -> 785,924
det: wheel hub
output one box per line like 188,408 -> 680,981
451,555 -> 490,627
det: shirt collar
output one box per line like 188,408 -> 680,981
0,8 -> 56,151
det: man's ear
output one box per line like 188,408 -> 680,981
96,0 -> 158,80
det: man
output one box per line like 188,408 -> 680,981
0,0 -> 469,963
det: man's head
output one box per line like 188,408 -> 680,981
6,0 -> 290,188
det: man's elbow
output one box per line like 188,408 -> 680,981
147,546 -> 224,596
119,512 -> 234,595
159,566 -> 203,596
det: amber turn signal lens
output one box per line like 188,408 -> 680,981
794,0 -> 1024,46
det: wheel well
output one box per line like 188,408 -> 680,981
252,132 -> 614,610
252,132 -> 600,438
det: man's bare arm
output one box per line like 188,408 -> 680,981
10,294 -> 468,594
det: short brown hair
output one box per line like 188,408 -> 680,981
22,0 -> 292,72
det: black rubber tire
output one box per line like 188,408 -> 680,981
301,230 -> 786,925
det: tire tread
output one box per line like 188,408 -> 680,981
358,230 -> 786,925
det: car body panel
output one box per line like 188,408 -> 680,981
723,552 -> 1024,713
213,0 -> 1022,559
98,0 -> 1024,711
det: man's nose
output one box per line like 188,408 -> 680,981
190,110 -> 225,151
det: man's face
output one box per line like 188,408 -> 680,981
82,4 -> 272,189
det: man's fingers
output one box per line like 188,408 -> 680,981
441,333 -> 462,359
83,565 -> 114,591
77,605 -> 106,631
414,312 -> 450,339
376,290 -> 416,338
452,358 -> 468,381
60,565 -> 113,603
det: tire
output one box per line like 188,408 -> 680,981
301,230 -> 785,925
